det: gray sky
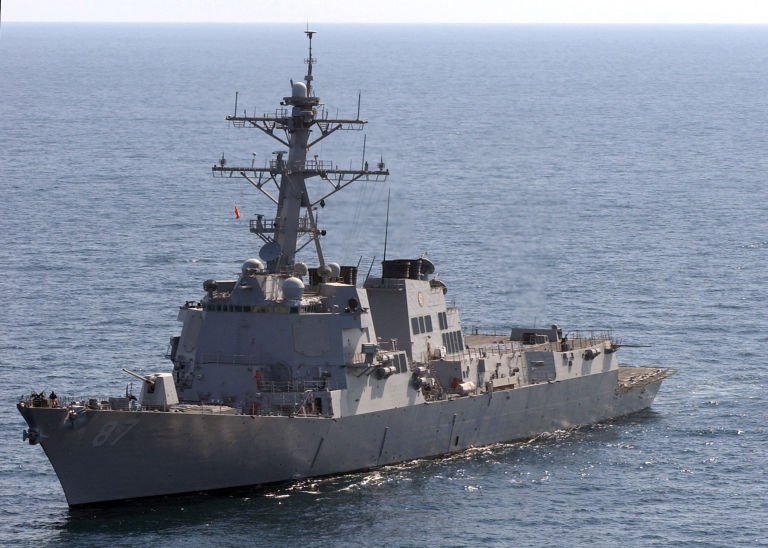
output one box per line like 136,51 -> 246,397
6,0 -> 768,23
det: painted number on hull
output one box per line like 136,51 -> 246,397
92,419 -> 140,448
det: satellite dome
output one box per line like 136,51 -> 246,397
283,277 -> 305,301
294,262 -> 308,277
292,81 -> 307,98
242,258 -> 265,276
317,264 -> 332,278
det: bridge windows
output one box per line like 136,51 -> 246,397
441,330 -> 464,354
411,315 -> 434,335
438,311 -> 448,330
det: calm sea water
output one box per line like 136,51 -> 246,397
1,23 -> 767,547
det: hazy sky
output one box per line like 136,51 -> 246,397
5,0 -> 768,24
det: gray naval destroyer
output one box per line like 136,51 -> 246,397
18,31 -> 672,507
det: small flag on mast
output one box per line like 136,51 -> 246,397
234,206 -> 241,220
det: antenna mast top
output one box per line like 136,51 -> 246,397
304,30 -> 316,95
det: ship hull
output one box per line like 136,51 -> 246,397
19,368 -> 663,506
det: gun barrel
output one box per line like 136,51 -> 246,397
121,368 -> 155,385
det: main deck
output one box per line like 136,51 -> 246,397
618,366 -> 674,392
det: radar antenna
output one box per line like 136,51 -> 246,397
304,29 -> 316,95
213,31 -> 389,273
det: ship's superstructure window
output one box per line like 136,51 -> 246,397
394,353 -> 408,373
411,315 -> 434,335
438,311 -> 448,330
442,330 -> 464,354
424,315 -> 433,332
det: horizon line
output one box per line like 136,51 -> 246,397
5,20 -> 768,25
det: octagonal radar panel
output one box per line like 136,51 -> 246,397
259,242 -> 282,262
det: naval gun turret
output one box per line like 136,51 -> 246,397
122,368 -> 179,411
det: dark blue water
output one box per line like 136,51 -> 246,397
1,23 -> 767,546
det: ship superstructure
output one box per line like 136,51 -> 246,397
17,32 -> 672,507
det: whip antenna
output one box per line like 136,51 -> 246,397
383,188 -> 391,265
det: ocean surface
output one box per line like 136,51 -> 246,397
1,23 -> 767,546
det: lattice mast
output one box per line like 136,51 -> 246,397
212,31 -> 389,274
